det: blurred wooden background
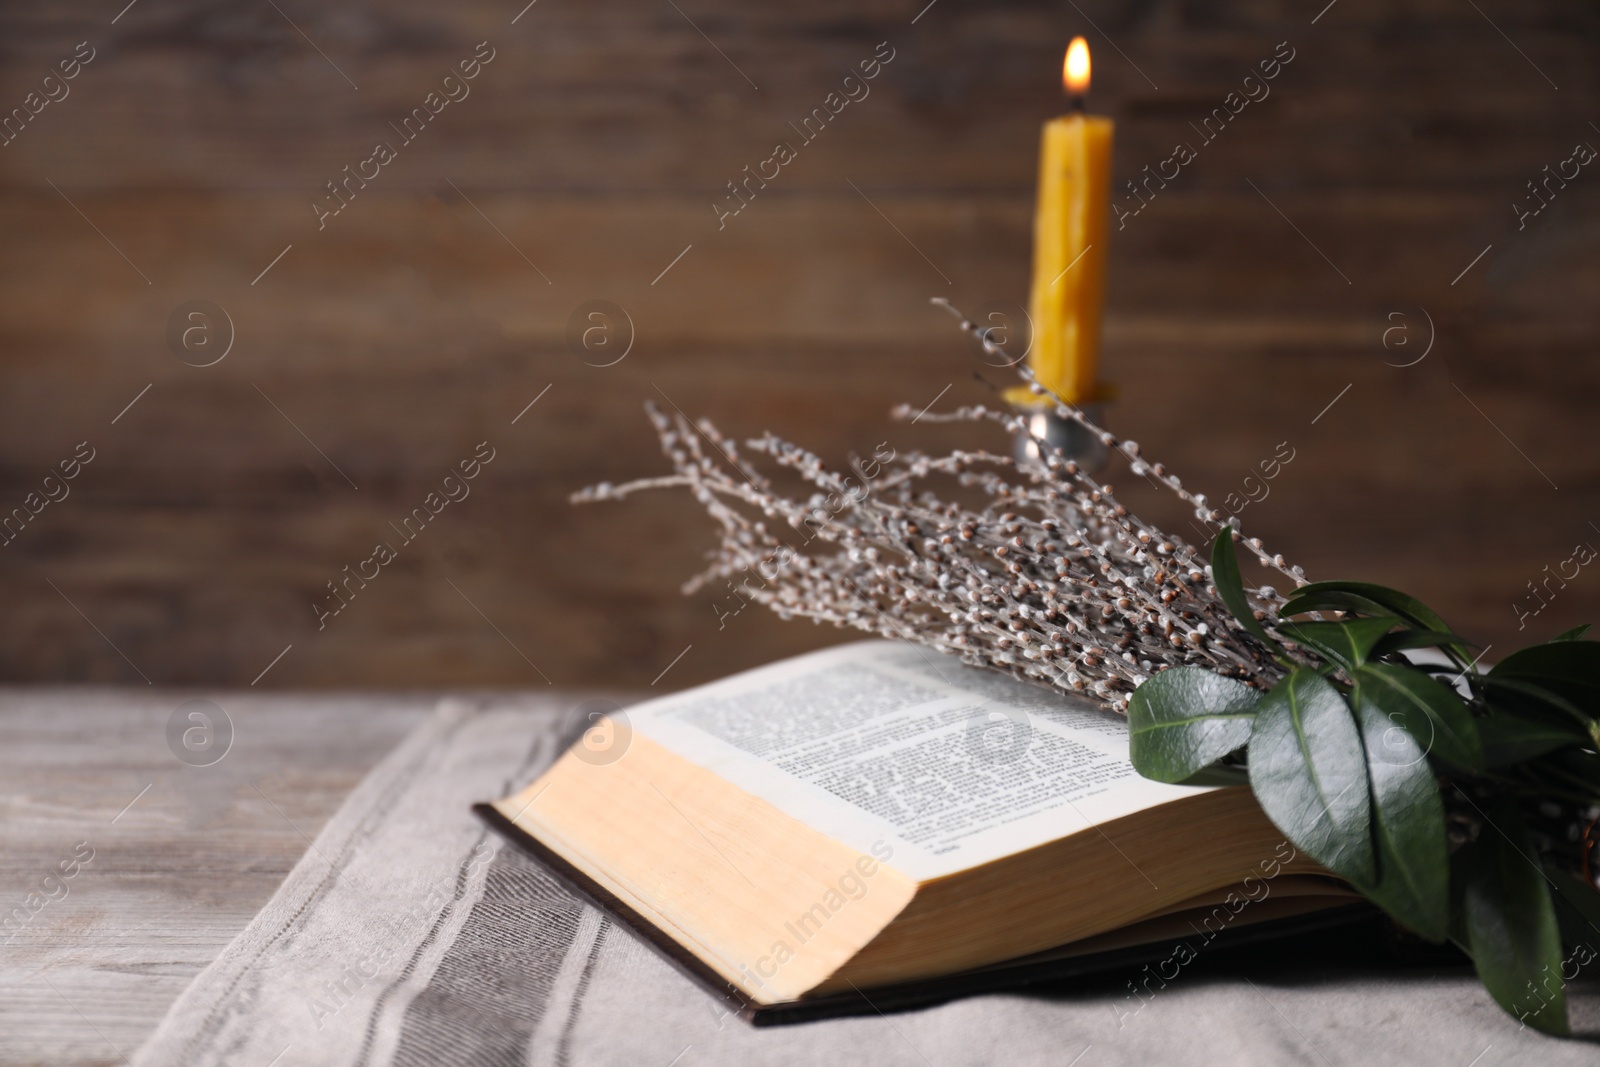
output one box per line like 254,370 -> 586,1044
0,0 -> 1596,690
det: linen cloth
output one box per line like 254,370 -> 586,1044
133,696 -> 1598,1066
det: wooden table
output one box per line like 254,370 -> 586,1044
0,688 -> 448,1067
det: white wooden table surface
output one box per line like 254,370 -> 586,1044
0,688 -> 463,1067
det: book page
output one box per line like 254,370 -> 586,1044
630,640 -> 1212,880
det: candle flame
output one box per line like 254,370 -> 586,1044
1064,36 -> 1090,96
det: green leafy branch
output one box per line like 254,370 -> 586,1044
1128,529 -> 1600,1037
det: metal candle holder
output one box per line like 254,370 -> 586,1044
1014,403 -> 1108,473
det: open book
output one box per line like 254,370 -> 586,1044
478,641 -> 1360,1023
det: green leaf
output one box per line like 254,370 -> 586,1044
1476,711 -> 1586,768
1247,669 -> 1375,885
1280,580 -> 1453,632
1491,638 -> 1600,677
1209,529 -> 1277,647
1128,667 -> 1261,783
1350,688 -> 1450,941
1280,588 -> 1400,620
1476,675 -> 1594,729
1276,616 -> 1400,673
1458,802 -> 1568,1035
1540,748 -> 1600,803
1352,662 -> 1483,772
1553,623 -> 1592,642
1490,641 -> 1600,715
1544,864 -> 1600,954
1370,629 -> 1478,660
1279,581 -> 1471,666
1177,764 -> 1251,787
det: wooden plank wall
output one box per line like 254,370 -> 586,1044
0,0 -> 1596,690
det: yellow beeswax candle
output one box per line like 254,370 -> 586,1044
1013,37 -> 1113,408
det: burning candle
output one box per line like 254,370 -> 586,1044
1015,37 -> 1113,408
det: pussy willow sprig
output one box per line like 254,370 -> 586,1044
579,303 -> 1600,1037
575,306 -> 1313,709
